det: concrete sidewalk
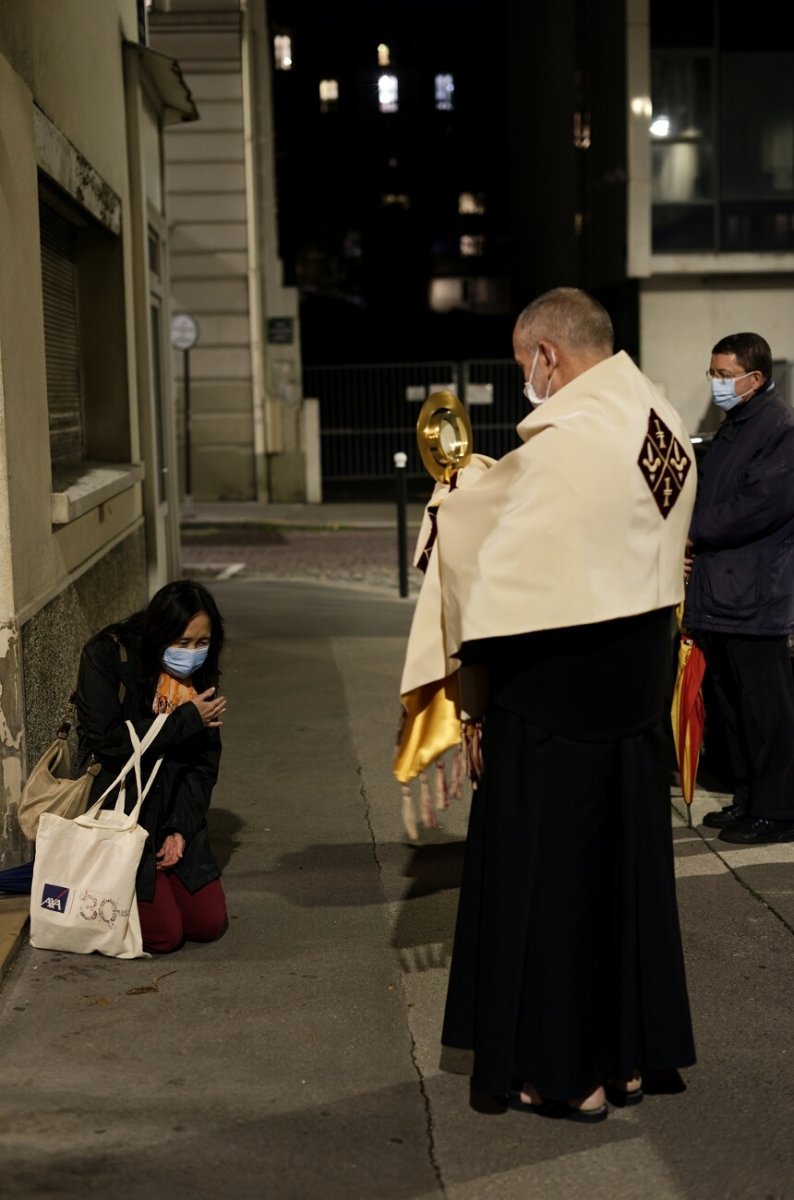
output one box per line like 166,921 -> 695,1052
2,580 -> 794,1198
0,896 -> 28,984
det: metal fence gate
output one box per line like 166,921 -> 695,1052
303,359 -> 525,485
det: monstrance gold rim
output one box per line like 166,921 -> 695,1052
416,390 -> 473,482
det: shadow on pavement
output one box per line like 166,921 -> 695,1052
0,1074 -> 641,1200
255,838 -> 466,910
251,837 -> 467,974
398,839 -> 466,899
207,808 -> 245,871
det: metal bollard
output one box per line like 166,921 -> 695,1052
394,451 -> 409,598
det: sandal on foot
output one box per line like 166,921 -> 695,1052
505,1092 -> 552,1116
505,1082 -> 558,1117
605,1080 -> 644,1108
565,1102 -> 609,1124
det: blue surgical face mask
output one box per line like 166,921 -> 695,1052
710,372 -> 753,412
162,645 -> 209,679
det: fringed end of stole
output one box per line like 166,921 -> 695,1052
401,784 -> 420,842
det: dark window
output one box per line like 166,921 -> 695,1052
718,0 -> 794,52
651,1 -> 794,252
148,229 -> 160,277
38,178 -> 129,472
650,205 -> 715,252
650,52 -> 716,251
39,200 -> 84,466
721,203 -> 794,252
651,0 -> 714,48
720,52 -> 794,248
150,303 -> 167,502
651,141 -> 714,204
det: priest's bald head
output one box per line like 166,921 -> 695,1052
513,287 -> 614,405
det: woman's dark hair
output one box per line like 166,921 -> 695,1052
112,579 -> 224,697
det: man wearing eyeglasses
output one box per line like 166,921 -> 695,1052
684,332 -> 794,844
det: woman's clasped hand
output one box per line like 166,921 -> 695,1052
192,687 -> 227,727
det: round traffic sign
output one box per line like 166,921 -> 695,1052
170,313 -> 200,351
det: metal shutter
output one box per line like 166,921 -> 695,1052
39,201 -> 84,466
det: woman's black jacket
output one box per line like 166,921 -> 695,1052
75,629 -> 222,902
684,383 -> 794,636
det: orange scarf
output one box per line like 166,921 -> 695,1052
153,672 -> 197,715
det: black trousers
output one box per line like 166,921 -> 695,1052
442,711 -> 695,1099
699,633 -> 794,821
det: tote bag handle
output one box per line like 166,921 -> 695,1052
80,714 -> 170,830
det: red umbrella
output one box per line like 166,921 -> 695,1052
671,634 -> 707,825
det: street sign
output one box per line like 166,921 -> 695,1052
170,313 -> 199,351
267,317 -> 294,345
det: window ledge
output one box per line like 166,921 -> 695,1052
51,462 -> 145,526
650,252 -> 794,275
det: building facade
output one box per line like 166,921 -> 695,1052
0,0 -> 192,867
508,0 -> 794,434
629,0 -> 794,433
268,0 -> 794,445
149,0 -> 305,503
267,0 -> 513,367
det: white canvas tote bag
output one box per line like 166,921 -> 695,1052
30,715 -> 169,959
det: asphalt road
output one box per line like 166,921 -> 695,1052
1,579 -> 794,1199
180,526 -> 423,596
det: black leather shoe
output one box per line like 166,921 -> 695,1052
719,817 -> 794,845
702,803 -> 748,829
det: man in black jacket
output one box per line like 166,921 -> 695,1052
685,332 -> 794,844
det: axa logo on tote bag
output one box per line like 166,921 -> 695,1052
30,715 -> 168,960
40,883 -> 73,914
39,883 -> 131,925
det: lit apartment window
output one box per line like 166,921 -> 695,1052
274,35 -> 292,70
573,111 -> 591,148
435,74 -> 455,111
319,79 -> 339,112
430,278 -> 464,312
378,74 -> 399,113
430,277 -> 509,314
378,43 -> 390,66
458,192 -> 485,215
382,193 -> 411,209
460,234 -> 485,257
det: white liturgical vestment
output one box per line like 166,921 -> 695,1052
401,351 -> 696,701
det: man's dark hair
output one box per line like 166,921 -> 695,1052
712,332 -> 772,380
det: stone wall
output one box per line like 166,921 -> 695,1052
22,529 -> 148,773
0,529 -> 148,868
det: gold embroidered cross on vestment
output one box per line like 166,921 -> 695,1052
637,409 -> 692,519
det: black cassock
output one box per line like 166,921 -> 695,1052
442,606 -> 696,1100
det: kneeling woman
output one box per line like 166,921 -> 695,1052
76,580 -> 229,954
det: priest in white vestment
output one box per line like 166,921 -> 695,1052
402,288 -> 697,1122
